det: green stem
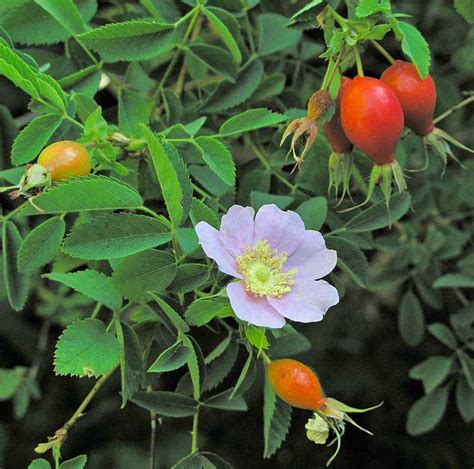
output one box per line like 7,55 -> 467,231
260,350 -> 271,365
370,40 -> 395,64
0,202 -> 27,223
246,137 -> 298,193
433,95 -> 474,125
90,303 -> 101,319
191,409 -> 199,453
353,47 -> 364,76
191,184 -> 227,212
328,5 -> 348,28
244,11 -> 256,54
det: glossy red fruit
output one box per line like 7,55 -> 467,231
381,60 -> 436,136
341,76 -> 404,165
323,76 -> 353,154
38,141 -> 91,182
267,359 -> 326,410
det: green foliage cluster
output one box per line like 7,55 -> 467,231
0,0 -> 473,468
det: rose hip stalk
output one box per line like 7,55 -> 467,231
323,77 -> 353,202
341,76 -> 407,208
267,358 -> 382,466
381,60 -> 473,169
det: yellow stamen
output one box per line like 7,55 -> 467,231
236,240 -> 296,298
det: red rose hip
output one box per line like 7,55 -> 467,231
323,76 -> 353,154
381,60 -> 436,136
341,76 -> 404,165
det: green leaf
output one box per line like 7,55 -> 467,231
63,213 -> 172,260
0,367 -> 27,400
185,298 -> 229,327
118,90 -> 150,135
427,323 -> 458,350
59,455 -> 87,469
458,350 -> 474,389
45,270 -> 123,311
204,339 -> 239,392
288,0 -> 325,23
149,293 -> 190,333
1,0 -> 96,45
296,196 -> 328,231
203,59 -> 264,113
250,191 -> 294,211
245,325 -> 269,351
433,273 -> 474,289
20,176 -> 143,215
263,377 -> 292,458
186,44 -> 237,82
143,126 -> 192,226
0,43 -> 41,99
326,236 -> 368,288
229,351 -> 255,399
183,335 -> 205,400
0,104 -> 18,167
131,391 -> 197,417
203,8 -> 241,63
190,197 -> 220,229
28,460 -> 51,469
148,340 -> 190,373
258,13 -> 302,56
219,108 -> 288,137
78,20 -> 177,62
112,250 -> 177,302
54,318 -> 121,378
344,192 -> 411,233
194,136 -> 235,186
268,325 -> 311,358
121,322 -> 144,406
355,0 -> 391,18
454,0 -> 474,24
456,377 -> 474,422
406,386 -> 449,435
395,21 -> 431,79
11,113 -> 63,165
34,0 -> 88,36
398,290 -> 425,347
203,388 -> 248,411
409,356 -> 452,393
2,221 -> 30,311
170,263 -> 210,294
18,217 -> 65,273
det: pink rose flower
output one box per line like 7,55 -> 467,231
195,204 -> 339,328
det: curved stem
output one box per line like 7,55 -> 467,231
370,40 -> 395,64
433,95 -> 474,125
322,50 -> 343,91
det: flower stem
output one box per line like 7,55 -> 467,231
433,95 -> 474,125
353,47 -> 364,76
191,409 -> 199,453
370,40 -> 395,64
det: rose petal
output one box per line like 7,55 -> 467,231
254,204 -> 305,256
284,230 -> 337,280
220,205 -> 255,256
268,279 -> 339,323
195,221 -> 241,278
227,281 -> 286,328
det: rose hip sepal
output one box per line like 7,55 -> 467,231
323,77 -> 353,202
381,60 -> 473,171
195,204 -> 339,329
267,358 -> 382,466
280,89 -> 333,171
340,76 -> 407,210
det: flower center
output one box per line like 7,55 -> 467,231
236,240 -> 297,298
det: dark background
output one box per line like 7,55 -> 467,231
1,0 -> 473,468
